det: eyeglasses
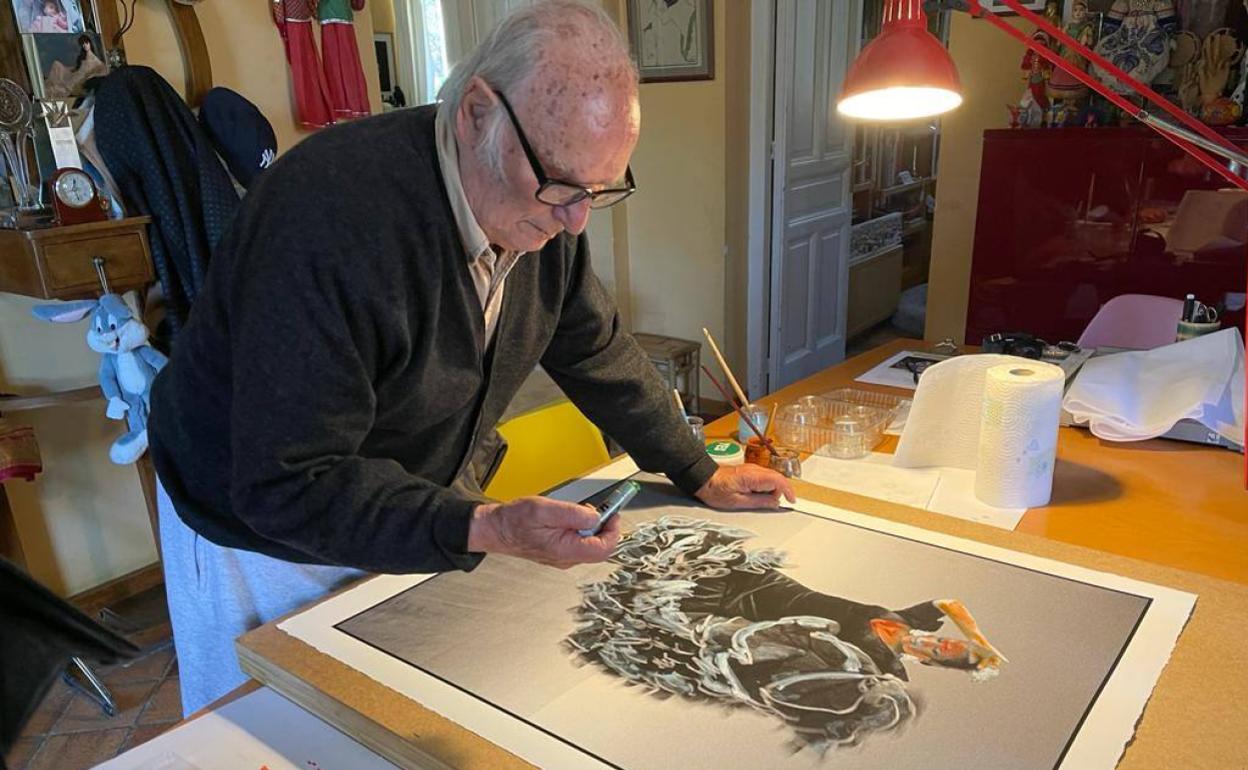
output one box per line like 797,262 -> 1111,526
493,88 -> 636,210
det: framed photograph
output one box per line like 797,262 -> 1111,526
22,31 -> 107,100
9,0 -> 89,33
627,0 -> 714,83
373,32 -> 396,99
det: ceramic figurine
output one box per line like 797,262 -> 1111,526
1091,0 -> 1179,92
1196,28 -> 1243,104
1048,0 -> 1099,103
1021,29 -> 1054,125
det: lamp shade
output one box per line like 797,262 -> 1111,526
838,0 -> 963,120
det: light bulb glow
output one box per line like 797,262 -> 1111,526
837,87 -> 963,121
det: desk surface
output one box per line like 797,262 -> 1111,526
705,339 -> 1248,585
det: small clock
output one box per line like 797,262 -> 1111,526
50,167 -> 108,226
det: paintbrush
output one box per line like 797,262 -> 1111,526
701,327 -> 750,409
673,388 -> 687,418
701,364 -> 777,453
765,402 -> 778,443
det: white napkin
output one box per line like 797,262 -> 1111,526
1063,328 -> 1245,443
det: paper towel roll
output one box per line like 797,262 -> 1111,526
974,363 -> 1065,508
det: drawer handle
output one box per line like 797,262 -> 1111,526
92,256 -> 111,294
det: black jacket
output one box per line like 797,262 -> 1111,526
149,105 -> 717,575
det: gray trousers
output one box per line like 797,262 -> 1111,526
157,482 -> 366,716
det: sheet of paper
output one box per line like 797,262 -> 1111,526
95,687 -> 398,770
799,453 -> 940,509
800,453 -> 1027,530
854,350 -> 947,390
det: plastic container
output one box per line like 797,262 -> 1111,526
773,390 -> 895,457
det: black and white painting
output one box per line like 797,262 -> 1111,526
280,460 -> 1194,770
626,0 -> 714,82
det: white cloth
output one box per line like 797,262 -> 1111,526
1063,328 -> 1245,443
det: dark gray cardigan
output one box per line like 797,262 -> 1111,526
148,104 -> 717,574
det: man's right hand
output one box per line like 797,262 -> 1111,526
467,497 -> 621,569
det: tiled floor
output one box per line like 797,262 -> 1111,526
5,587 -> 180,770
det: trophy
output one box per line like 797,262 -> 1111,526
0,78 -> 47,226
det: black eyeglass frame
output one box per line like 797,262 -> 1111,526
492,88 -> 637,210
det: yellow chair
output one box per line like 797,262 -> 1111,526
484,399 -> 611,501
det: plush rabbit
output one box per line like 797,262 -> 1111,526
32,292 -> 167,464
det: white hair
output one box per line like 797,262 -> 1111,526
437,0 -> 637,179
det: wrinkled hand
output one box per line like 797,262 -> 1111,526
695,465 -> 796,510
467,496 -> 621,569
106,397 -> 128,420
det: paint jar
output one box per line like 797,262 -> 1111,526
706,439 -> 744,466
687,416 -> 706,443
769,447 -> 802,478
744,437 -> 772,468
737,404 -> 769,443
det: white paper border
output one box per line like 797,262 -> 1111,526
278,456 -> 1194,770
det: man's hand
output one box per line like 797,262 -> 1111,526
467,497 -> 621,569
695,465 -> 796,510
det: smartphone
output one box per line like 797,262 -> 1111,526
577,480 -> 642,537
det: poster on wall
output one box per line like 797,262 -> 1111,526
280,459 -> 1195,770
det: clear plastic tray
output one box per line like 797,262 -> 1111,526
773,390 -> 898,459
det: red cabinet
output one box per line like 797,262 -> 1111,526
965,127 -> 1247,344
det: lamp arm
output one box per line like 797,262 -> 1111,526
984,10 -> 1248,189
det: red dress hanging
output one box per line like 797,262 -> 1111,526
271,0 -> 335,129
318,0 -> 372,118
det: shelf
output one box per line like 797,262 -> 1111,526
879,176 -> 937,197
0,386 -> 100,413
902,218 -> 929,237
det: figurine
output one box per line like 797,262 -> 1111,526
1091,0 -> 1179,92
1020,29 -> 1054,126
1048,0 -> 1099,104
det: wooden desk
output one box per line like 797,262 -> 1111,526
706,339 -> 1248,584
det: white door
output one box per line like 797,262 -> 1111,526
767,0 -> 857,389
446,0 -> 537,62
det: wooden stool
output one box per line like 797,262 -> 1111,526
633,333 -> 701,416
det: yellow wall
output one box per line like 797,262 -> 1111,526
121,0 -> 383,153
0,0 -> 383,596
926,14 -> 1029,343
625,0 -> 729,396
372,0 -> 396,35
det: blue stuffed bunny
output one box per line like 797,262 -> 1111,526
33,293 -> 168,464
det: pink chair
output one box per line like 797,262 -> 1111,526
1076,294 -> 1184,350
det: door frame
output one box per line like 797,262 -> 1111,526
744,0 -> 862,397
745,0 -> 777,399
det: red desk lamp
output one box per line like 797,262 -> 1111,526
838,0 -> 1248,485
838,0 -> 1248,191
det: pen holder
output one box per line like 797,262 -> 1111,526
737,404 -> 769,443
1176,319 -> 1221,341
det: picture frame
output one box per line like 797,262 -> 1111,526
21,30 -> 106,100
626,0 -> 714,83
9,0 -> 89,34
373,32 -> 396,100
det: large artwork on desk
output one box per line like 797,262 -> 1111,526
280,461 -> 1195,770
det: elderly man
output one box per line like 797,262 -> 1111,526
149,0 -> 794,715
